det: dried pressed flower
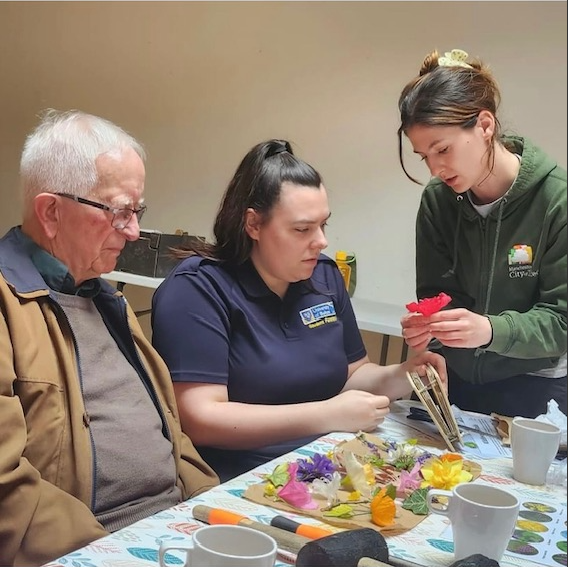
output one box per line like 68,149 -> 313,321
420,455 -> 473,490
396,462 -> 422,498
311,471 -> 342,507
277,462 -> 319,510
370,487 -> 396,527
386,442 -> 423,470
296,453 -> 336,482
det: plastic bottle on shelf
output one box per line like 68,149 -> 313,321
335,250 -> 356,297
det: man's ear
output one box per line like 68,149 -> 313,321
244,208 -> 262,241
34,193 -> 61,239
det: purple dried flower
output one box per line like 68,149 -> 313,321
356,432 -> 387,457
385,440 -> 398,452
296,453 -> 336,482
416,451 -> 435,465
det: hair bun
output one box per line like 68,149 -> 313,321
266,140 -> 292,158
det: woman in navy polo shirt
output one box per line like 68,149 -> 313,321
151,139 -> 447,481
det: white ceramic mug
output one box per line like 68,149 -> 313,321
427,483 -> 520,562
511,417 -> 561,485
158,524 -> 277,567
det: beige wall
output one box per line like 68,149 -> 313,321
1,2 -> 566,309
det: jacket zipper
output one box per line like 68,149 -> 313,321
472,216 -> 493,381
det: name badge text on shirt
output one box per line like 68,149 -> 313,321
299,302 -> 338,328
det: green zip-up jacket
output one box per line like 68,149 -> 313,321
416,136 -> 567,385
0,228 -> 219,567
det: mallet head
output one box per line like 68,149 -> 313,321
295,528 -> 390,567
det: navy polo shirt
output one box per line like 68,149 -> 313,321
151,253 -> 366,480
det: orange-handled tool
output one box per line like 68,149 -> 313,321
270,515 -> 334,539
203,507 -> 249,525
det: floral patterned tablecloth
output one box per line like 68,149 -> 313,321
43,402 -> 566,567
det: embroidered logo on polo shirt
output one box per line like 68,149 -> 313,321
508,244 -> 538,279
299,301 -> 338,328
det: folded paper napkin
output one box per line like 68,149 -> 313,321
492,399 -> 567,449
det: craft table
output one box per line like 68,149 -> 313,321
42,400 -> 566,567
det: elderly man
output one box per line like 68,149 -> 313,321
0,110 -> 218,566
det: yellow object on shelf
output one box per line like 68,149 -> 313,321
335,250 -> 356,297
336,250 -> 351,289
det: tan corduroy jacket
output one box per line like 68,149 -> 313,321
0,228 -> 219,566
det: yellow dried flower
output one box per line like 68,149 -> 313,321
264,483 -> 277,497
420,456 -> 473,490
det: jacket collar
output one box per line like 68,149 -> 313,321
0,227 -> 112,297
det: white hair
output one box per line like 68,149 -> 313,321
20,109 -> 146,204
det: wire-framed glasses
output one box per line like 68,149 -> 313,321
56,193 -> 147,230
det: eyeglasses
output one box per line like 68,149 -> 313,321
56,193 -> 147,230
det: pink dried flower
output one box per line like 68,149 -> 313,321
277,463 -> 318,510
396,462 -> 422,497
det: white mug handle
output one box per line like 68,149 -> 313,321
427,488 -> 453,517
158,543 -> 194,567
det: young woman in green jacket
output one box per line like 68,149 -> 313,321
397,48 -> 567,418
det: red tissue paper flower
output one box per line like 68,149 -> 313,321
406,292 -> 452,316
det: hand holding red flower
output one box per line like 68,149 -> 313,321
406,292 -> 452,316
